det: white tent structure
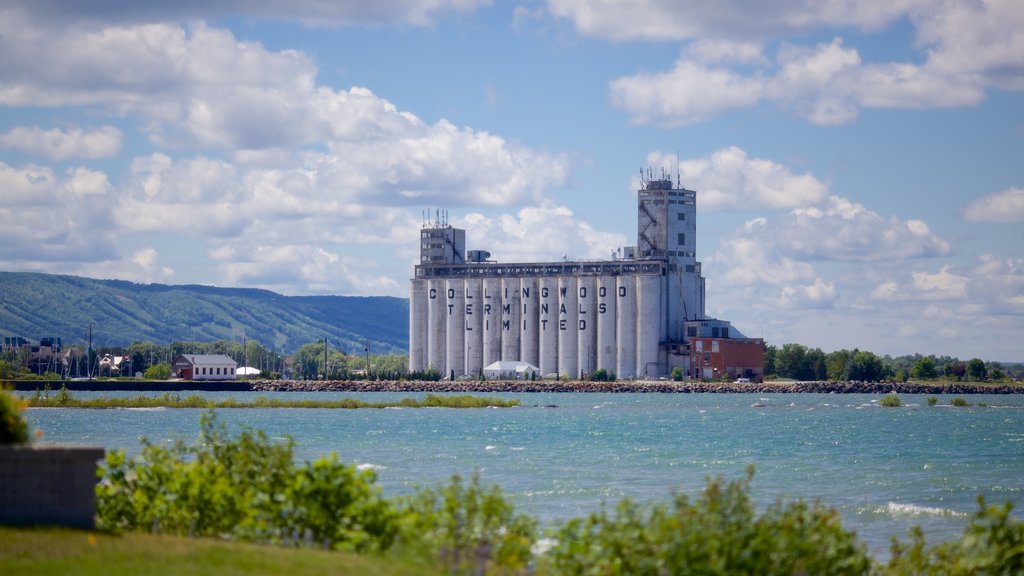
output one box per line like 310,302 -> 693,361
482,361 -> 540,380
237,366 -> 261,377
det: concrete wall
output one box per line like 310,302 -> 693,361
0,445 -> 105,529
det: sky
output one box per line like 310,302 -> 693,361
0,0 -> 1021,361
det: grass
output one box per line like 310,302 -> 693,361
23,389 -> 519,410
0,527 -> 441,576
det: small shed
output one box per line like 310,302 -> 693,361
171,354 -> 238,380
483,361 -> 541,380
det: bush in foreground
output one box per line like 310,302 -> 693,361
95,413 -> 1024,575
0,387 -> 30,443
545,467 -> 871,575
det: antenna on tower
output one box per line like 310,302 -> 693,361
676,152 -> 681,189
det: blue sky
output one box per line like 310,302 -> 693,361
0,1 -> 1021,360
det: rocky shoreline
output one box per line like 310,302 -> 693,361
249,379 -> 1024,394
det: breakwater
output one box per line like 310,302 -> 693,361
249,379 -> 1024,394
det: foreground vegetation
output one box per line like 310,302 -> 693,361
79,411 -> 1024,575
23,387 -> 519,409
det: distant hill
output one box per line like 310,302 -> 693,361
0,272 -> 408,355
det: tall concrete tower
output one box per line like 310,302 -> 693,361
636,169 -> 706,342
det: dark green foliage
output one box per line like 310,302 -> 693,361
967,358 -> 988,381
590,368 -> 610,382
927,396 -> 938,406
671,367 -> 683,381
951,397 -> 970,407
0,271 -> 407,355
545,467 -> 872,575
773,343 -> 828,381
0,387 -> 30,443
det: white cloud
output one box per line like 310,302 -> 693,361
609,60 -> 764,126
868,257 -> 1024,316
460,202 -> 628,264
595,0 -> 1020,126
778,278 -> 838,309
963,187 -> 1024,223
611,35 -> 986,126
646,147 -> 828,210
779,196 -> 950,260
547,0 -> 923,41
0,126 -> 122,160
687,40 -> 767,65
911,266 -> 969,299
0,162 -> 117,262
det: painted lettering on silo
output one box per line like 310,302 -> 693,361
577,276 -> 596,376
538,277 -> 558,376
464,278 -> 483,377
557,277 -> 578,378
482,278 -> 502,367
596,275 -> 617,373
520,277 -> 539,367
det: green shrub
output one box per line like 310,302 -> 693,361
545,467 -> 871,575
927,396 -> 938,406
398,473 -> 537,574
951,397 -> 970,407
0,387 -> 30,443
590,368 -> 610,382
671,367 -> 683,381
144,363 -> 172,380
96,412 -> 398,552
879,395 -> 902,407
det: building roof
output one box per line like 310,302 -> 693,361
484,361 -> 540,373
174,354 -> 238,366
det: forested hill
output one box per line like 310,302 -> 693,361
0,271 -> 408,354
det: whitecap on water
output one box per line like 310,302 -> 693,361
885,502 -> 967,518
356,462 -> 386,471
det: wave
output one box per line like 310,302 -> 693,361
884,502 -> 967,518
119,406 -> 166,411
356,462 -> 386,471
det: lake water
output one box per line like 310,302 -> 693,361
25,390 -> 1024,557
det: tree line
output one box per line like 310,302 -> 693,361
765,343 -> 1020,383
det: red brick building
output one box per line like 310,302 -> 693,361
689,337 -> 765,382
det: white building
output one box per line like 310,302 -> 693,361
409,170 -> 750,380
483,361 -> 541,380
171,354 -> 238,380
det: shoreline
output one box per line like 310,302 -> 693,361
249,379 -> 1024,394
12,379 -> 1022,394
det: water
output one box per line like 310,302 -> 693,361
24,391 -> 1024,557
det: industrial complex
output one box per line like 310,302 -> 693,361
408,170 -> 765,381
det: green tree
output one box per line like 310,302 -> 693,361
967,358 -> 987,381
671,366 -> 683,381
763,344 -> 777,377
848,351 -> 886,382
775,343 -> 808,380
911,356 -> 938,380
143,363 -> 172,380
826,349 -> 853,381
